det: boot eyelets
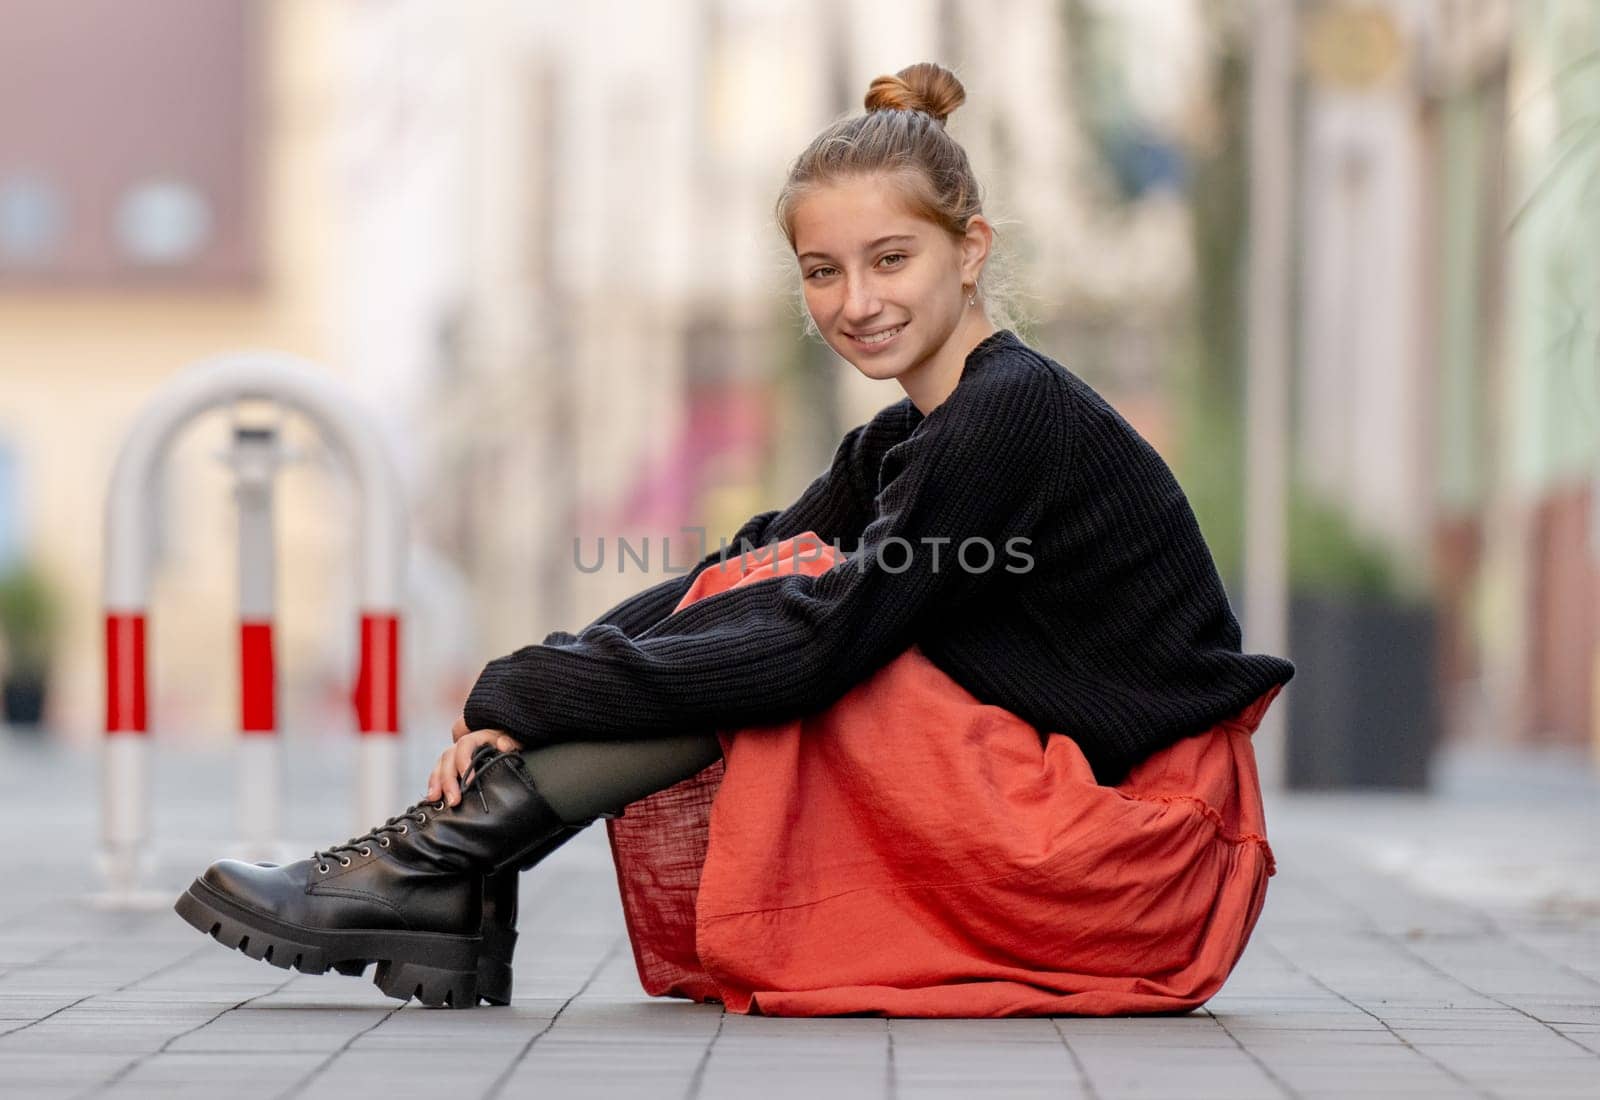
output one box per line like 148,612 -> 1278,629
378,837 -> 390,847
413,812 -> 427,825
358,846 -> 372,857
397,824 -> 408,836
317,863 -> 330,873
338,857 -> 351,867
433,800 -> 447,812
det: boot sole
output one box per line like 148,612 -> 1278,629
174,878 -> 493,1009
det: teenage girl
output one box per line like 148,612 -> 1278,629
180,61 -> 1293,1017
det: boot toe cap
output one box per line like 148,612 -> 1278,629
201,858 -> 300,914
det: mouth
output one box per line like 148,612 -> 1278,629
846,322 -> 907,350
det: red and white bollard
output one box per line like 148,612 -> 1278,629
100,352 -> 408,906
226,421 -> 288,863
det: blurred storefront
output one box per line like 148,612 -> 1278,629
1284,0 -> 1598,773
1424,0 -> 1599,759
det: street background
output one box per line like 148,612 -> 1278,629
0,1 -> 1596,1096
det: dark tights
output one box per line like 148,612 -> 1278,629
516,732 -> 724,825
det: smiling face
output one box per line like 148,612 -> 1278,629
791,173 -> 991,396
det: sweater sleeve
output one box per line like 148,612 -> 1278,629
463,369 -> 1066,744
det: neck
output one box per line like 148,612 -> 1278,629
901,315 -> 999,417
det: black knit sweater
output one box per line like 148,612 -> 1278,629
463,328 -> 1295,785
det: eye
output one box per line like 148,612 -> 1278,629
805,265 -> 837,281
878,252 -> 907,268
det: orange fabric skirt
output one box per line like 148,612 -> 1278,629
603,532 -> 1283,1018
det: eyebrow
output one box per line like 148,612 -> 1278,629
797,234 -> 918,262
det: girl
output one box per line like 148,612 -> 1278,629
178,62 -> 1294,1017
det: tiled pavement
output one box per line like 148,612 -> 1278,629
2,730 -> 1595,1099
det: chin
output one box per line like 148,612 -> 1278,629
844,351 -> 906,381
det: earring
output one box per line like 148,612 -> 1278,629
964,283 -> 977,307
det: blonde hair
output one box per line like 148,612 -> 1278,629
775,62 -> 1025,335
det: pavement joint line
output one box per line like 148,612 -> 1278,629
681,993 -> 728,1100
1471,909 -> 1600,994
0,943 -> 212,1040
1292,856 -> 1501,938
1373,923 -> 1600,1059
1047,1016 -> 1101,1100
1294,854 -> 1600,1045
482,934 -> 625,1100
1277,854 -> 1562,1001
1258,937 -> 1504,1099
884,1015 -> 896,1100
79,971 -> 300,1099
1199,1004 -> 1303,1099
271,999 -> 406,1100
0,939 -> 92,983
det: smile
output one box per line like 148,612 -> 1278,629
848,323 -> 906,349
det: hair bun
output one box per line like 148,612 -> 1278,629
864,62 -> 966,125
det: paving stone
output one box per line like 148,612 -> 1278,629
1,734 -> 1595,1098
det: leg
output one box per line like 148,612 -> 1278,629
517,731 -> 724,825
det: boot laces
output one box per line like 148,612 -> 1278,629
311,744 -> 504,872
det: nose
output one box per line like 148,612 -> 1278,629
841,273 -> 882,326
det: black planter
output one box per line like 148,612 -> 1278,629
1285,592 -> 1440,790
2,672 -> 47,727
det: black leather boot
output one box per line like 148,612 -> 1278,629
174,745 -> 590,1008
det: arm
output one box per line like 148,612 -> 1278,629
463,371 -> 1067,744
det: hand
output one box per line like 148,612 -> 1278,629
428,725 -> 519,807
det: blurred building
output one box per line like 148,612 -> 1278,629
1290,0 -> 1598,758
1428,0 -> 1600,754
0,0 -> 477,743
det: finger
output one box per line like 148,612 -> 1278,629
480,728 -> 516,752
449,738 -> 483,804
474,728 -> 517,755
450,735 -> 488,805
426,748 -> 448,799
462,730 -> 503,790
436,747 -> 456,802
451,715 -> 470,743
441,746 -> 463,806
432,753 -> 454,801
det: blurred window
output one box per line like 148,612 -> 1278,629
0,175 -> 66,265
0,0 -> 259,287
116,179 -> 213,266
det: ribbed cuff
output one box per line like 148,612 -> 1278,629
462,651 -> 545,746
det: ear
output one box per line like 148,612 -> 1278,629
960,214 -> 994,286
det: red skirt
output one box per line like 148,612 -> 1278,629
603,532 -> 1283,1017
